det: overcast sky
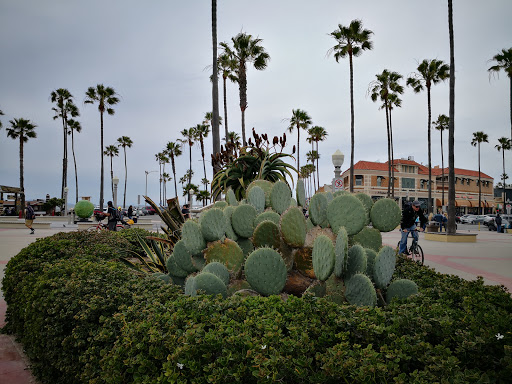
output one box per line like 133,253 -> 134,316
1,0 -> 511,207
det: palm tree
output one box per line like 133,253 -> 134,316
0,108 -> 3,129
447,0 -> 456,234
307,126 -> 328,191
471,131 -> 489,215
368,70 -> 403,198
104,145 -> 119,200
434,114 -> 449,207
407,59 -> 450,214
162,172 -> 171,204
196,120 -> 212,191
84,84 -> 120,211
180,127 -> 196,204
220,32 -> 270,146
306,150 -> 319,192
215,53 -> 238,141
496,137 -> 512,209
67,118 -> 82,203
51,88 -> 79,201
155,152 -> 169,206
286,109 -> 312,173
165,141 -> 182,198
387,92 -> 403,197
196,189 -> 211,207
328,20 -> 373,192
4,118 -> 37,210
224,131 -> 241,147
117,136 -> 133,208
488,48 -> 512,141
183,183 -> 199,206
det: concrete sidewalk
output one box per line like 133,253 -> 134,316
1,226 -> 511,383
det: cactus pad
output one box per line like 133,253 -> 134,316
305,226 -> 336,248
325,275 -> 345,305
303,281 -> 326,298
202,261 -> 230,285
191,254 -> 206,271
352,226 -> 382,252
309,192 -> 328,227
252,220 -> 281,249
345,273 -> 377,307
244,247 -> 287,296
296,178 -> 306,207
344,244 -> 367,279
231,204 -> 257,238
386,279 -> 418,302
312,235 -> 335,281
247,185 -> 265,214
236,237 -> 254,257
194,272 -> 227,298
270,180 -> 291,214
364,248 -> 377,279
165,252 -> 189,278
200,208 -> 227,242
227,280 -> 252,296
214,201 -> 228,210
226,188 -> 239,206
334,227 -> 348,278
279,206 -> 306,247
223,206 -> 238,241
370,198 -> 401,232
181,220 -> 207,255
152,272 -> 171,284
327,194 -> 367,235
293,247 -> 315,278
184,275 -> 197,296
247,179 -> 273,207
254,210 -> 281,227
203,238 -> 245,277
373,245 -> 396,289
173,239 -> 198,273
355,193 -> 373,226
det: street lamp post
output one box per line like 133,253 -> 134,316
63,187 -> 69,217
331,150 -> 345,192
145,170 -> 158,197
113,176 -> 119,208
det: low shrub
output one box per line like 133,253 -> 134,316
1,233 -> 511,383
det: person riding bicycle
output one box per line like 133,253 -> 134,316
106,201 -> 118,231
399,200 -> 428,255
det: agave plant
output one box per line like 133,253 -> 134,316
211,128 -> 296,200
119,232 -> 169,274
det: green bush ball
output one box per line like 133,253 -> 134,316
74,200 -> 94,218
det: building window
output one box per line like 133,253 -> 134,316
402,178 -> 415,189
377,176 -> 383,187
355,175 -> 363,186
467,179 -> 471,185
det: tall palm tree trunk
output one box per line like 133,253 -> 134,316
71,130 -> 79,203
477,143 -> 482,214
211,0 -> 221,166
510,77 -> 512,141
297,124 -> 301,172
100,112 -> 105,210
61,117 -> 67,200
123,147 -> 128,208
349,54 -> 355,193
316,142 -> 320,191
440,129 -> 445,207
19,137 -> 25,211
110,157 -> 114,200
447,0 -> 456,234
239,63 -> 247,146
502,151 -> 506,208
427,88 -> 433,215
188,144 -> 193,204
223,77 -> 229,141
171,157 -> 178,198
385,104 -> 391,198
201,138 -> 207,189
389,107 -> 396,198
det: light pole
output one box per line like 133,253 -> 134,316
64,187 -> 69,217
331,150 -> 345,192
145,170 -> 158,197
113,176 -> 119,208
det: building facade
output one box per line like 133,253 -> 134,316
339,158 -> 496,214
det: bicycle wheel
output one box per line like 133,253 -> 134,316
410,243 -> 424,265
86,225 -> 102,232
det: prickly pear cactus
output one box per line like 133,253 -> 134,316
226,188 -> 239,206
334,227 -> 349,278
184,275 -> 197,296
200,208 -> 227,242
324,274 -> 345,304
181,220 -> 206,255
370,198 -> 401,232
203,238 -> 245,277
247,185 -> 265,214
327,195 -> 367,235
309,192 -> 328,227
173,239 -> 198,273
214,201 -> 228,210
270,180 -> 291,214
303,281 -> 326,298
373,246 -> 396,289
345,273 -> 377,307
223,206 -> 238,241
191,254 -> 206,271
253,220 -> 281,249
312,235 -> 335,281
244,247 -> 287,296
352,227 -> 382,252
152,272 -> 171,284
236,237 -> 254,257
280,206 -> 306,248
293,247 -> 315,278
227,280 -> 252,296
254,210 -> 281,227
231,204 -> 257,238
386,279 -> 418,302
194,272 -> 227,298
289,198 -> 297,207
247,179 -> 273,207
344,244 -> 367,279
165,252 -> 189,278
202,261 -> 230,285
296,178 -> 306,207
364,248 -> 377,279
355,192 -> 373,226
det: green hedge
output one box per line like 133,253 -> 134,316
2,232 -> 512,383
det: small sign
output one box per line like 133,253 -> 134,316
333,178 -> 344,191
6,194 -> 15,200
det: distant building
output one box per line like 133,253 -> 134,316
335,158 -> 495,214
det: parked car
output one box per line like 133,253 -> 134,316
469,215 -> 487,224
488,218 -> 510,232
145,206 -> 156,215
455,215 -> 461,223
483,214 -> 496,226
460,215 -> 477,224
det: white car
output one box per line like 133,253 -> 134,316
460,215 -> 477,224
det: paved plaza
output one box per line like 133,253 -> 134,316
0,223 -> 511,383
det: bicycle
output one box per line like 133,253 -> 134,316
396,229 -> 424,265
86,214 -> 129,232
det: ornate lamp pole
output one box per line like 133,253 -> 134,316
331,150 -> 345,192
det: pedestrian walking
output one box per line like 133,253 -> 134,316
24,201 -> 35,234
495,212 -> 503,233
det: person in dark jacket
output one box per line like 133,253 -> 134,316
495,212 -> 502,233
399,200 -> 428,255
106,201 -> 118,231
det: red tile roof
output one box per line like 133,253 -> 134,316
353,160 -> 397,172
